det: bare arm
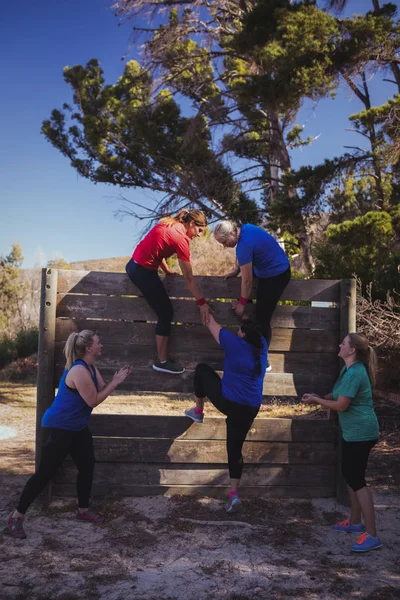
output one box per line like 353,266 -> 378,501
206,313 -> 222,345
239,262 -> 253,299
94,366 -> 106,392
302,393 -> 351,413
160,258 -> 174,275
66,364 -> 133,408
224,259 -> 240,280
178,259 -> 202,300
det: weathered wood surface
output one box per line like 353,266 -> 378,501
56,295 -> 340,330
84,438 -> 336,464
89,415 -> 337,442
56,462 -> 335,487
58,270 -> 341,302
53,365 -> 336,396
54,324 -> 339,353
36,269 -> 58,471
52,483 -> 335,498
54,342 -> 338,372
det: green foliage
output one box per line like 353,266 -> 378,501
47,257 -> 72,270
314,211 -> 400,297
15,327 -> 39,359
0,334 -> 16,369
0,244 -> 26,335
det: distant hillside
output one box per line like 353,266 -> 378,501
69,257 -> 130,272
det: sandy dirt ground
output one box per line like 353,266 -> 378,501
0,385 -> 400,600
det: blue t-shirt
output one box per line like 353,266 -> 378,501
236,224 -> 290,278
219,328 -> 268,408
42,360 -> 98,431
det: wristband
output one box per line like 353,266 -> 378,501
239,296 -> 248,306
197,297 -> 207,306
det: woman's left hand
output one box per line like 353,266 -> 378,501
232,299 -> 245,317
302,393 -> 319,404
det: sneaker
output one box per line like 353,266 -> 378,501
184,407 -> 204,423
351,532 -> 383,553
3,513 -> 26,539
153,359 -> 185,374
266,361 -> 272,372
225,494 -> 241,514
333,519 -> 365,533
75,510 -> 104,524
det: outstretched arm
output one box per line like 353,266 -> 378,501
179,258 -> 211,324
302,393 -> 351,413
206,313 -> 222,345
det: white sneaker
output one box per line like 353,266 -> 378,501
184,407 -> 204,423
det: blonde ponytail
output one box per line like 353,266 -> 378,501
64,330 -> 95,369
348,332 -> 377,388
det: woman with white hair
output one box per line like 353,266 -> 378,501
214,221 -> 290,368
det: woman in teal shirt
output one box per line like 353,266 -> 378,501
302,333 -> 381,554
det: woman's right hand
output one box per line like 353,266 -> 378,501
223,269 -> 239,280
112,365 -> 133,385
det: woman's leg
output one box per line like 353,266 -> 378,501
256,267 -> 291,347
341,439 -> 379,537
126,259 -> 178,369
226,405 -> 259,487
193,363 -> 230,415
69,428 -> 96,512
15,428 -> 72,516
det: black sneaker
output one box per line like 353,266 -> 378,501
3,513 -> 26,539
152,359 -> 185,374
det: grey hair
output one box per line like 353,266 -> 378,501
213,220 -> 238,241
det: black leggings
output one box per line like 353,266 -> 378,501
256,267 -> 291,346
17,427 -> 95,514
341,437 -> 378,492
126,258 -> 173,337
194,363 -> 259,480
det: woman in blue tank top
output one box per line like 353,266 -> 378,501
4,330 -> 132,540
214,221 -> 291,371
185,314 -> 267,514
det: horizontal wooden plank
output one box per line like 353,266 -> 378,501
56,295 -> 339,329
52,483 -> 335,498
55,305 -> 339,343
54,365 -> 336,397
55,463 -> 336,487
57,270 -> 341,302
85,438 -> 336,464
54,342 -> 339,377
54,323 -> 339,354
89,415 -> 337,442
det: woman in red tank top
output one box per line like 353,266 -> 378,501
126,209 -> 211,374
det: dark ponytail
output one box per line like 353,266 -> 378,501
240,320 -> 264,376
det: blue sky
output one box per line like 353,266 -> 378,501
0,0 -> 398,268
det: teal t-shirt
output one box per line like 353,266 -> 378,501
333,362 -> 379,442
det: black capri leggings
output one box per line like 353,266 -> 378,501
194,363 -> 259,480
341,437 -> 378,493
256,266 -> 291,346
17,427 -> 95,514
126,258 -> 173,337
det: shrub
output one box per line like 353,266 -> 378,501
15,326 -> 39,358
0,335 -> 16,369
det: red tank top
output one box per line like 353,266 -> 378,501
132,222 -> 191,270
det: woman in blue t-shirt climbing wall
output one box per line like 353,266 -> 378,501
214,221 -> 290,371
185,314 -> 267,514
302,332 -> 381,554
3,330 -> 132,540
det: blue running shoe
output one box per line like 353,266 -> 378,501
333,519 -> 364,533
351,532 -> 383,553
225,494 -> 241,513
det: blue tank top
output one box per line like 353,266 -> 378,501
42,360 -> 98,431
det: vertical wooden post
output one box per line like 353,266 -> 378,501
336,278 -> 357,506
35,268 -> 58,503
